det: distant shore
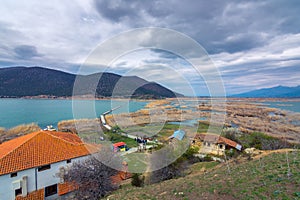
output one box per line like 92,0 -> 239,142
1,95 -> 300,102
1,98 -> 300,144
0,95 -> 154,101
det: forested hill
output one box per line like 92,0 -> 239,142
0,67 -> 182,99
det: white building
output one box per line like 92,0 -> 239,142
0,130 -> 96,200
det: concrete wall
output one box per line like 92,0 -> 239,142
194,141 -> 226,156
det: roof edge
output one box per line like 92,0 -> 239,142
0,131 -> 42,159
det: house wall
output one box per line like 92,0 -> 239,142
0,156 -> 88,200
0,168 -> 36,200
193,141 -> 226,156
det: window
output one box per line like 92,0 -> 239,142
15,188 -> 22,196
10,172 -> 18,178
45,184 -> 57,197
66,159 -> 71,164
219,144 -> 223,149
38,164 -> 51,172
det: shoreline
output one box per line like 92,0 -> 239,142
0,96 -> 154,101
1,98 -> 299,144
1,96 -> 300,102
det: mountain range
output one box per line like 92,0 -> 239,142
0,67 -> 182,99
233,85 -> 300,98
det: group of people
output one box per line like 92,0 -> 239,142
135,137 -> 147,151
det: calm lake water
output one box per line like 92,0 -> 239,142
1,99 -> 299,129
0,99 -> 148,129
261,101 -> 300,113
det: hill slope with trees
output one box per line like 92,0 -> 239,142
0,66 -> 182,99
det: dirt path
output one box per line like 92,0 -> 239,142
252,148 -> 299,160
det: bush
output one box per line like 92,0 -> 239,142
203,155 -> 213,162
131,173 -> 145,187
221,128 -> 242,144
179,146 -> 200,163
225,149 -> 239,158
111,125 -> 121,133
239,132 -> 292,150
184,146 -> 199,158
149,163 -> 183,184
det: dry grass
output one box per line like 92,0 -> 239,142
0,123 -> 41,143
144,100 -> 171,108
106,150 -> 300,200
57,99 -> 300,145
197,101 -> 300,144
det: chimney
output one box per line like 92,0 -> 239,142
21,176 -> 28,197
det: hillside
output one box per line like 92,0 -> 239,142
0,67 -> 182,98
233,85 -> 300,98
108,150 -> 300,200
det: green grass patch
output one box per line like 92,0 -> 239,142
124,153 -> 148,173
105,132 -> 137,148
106,151 -> 300,200
196,122 -> 209,133
189,161 -> 219,173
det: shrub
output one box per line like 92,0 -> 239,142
131,173 -> 145,187
225,149 -> 239,158
203,155 -> 213,162
221,128 -> 242,144
149,163 -> 183,184
239,132 -> 292,150
182,146 -> 199,160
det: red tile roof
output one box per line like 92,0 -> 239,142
111,171 -> 132,185
15,189 -> 44,200
58,182 -> 78,196
194,133 -> 240,149
0,131 -> 98,175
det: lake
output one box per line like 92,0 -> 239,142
261,101 -> 300,113
0,99 -> 148,129
1,98 -> 299,129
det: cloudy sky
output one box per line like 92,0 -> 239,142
1,0 -> 300,96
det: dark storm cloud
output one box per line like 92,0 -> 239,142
93,0 -> 300,54
93,0 -> 169,23
14,45 -> 42,59
1,0 -> 300,95
213,33 -> 267,53
93,0 -> 140,22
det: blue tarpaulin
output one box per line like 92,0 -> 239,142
168,130 -> 185,140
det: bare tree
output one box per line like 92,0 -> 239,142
64,147 -> 122,199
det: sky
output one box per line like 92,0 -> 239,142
0,0 -> 300,96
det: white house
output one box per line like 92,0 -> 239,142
192,133 -> 242,156
0,130 -> 96,200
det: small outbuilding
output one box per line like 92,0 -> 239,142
168,130 -> 185,141
112,142 -> 128,152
